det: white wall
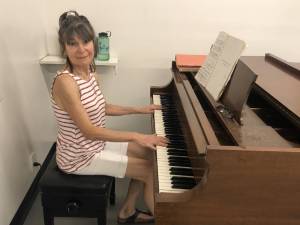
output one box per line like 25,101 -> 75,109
1,0 -> 300,224
0,1 -> 54,225
43,0 -> 300,133
45,0 -> 300,61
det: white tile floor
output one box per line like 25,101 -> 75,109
24,178 -> 151,225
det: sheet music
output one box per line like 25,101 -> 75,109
195,32 -> 246,100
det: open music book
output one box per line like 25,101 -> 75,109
195,32 -> 246,101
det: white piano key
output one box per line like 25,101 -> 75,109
159,188 -> 187,193
153,94 -> 195,194
153,95 -> 161,105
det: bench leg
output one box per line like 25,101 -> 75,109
43,208 -> 54,225
97,213 -> 106,225
110,177 -> 116,205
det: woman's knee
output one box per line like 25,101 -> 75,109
140,160 -> 153,181
125,157 -> 153,182
127,142 -> 154,160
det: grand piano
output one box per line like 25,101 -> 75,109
150,53 -> 300,225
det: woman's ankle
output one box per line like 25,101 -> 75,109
118,207 -> 135,218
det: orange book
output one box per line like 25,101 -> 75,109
175,54 -> 206,67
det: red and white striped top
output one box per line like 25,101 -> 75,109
51,70 -> 106,173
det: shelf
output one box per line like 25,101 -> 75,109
39,55 -> 118,66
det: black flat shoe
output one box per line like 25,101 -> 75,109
117,209 -> 154,224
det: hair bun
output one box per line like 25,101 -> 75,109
67,11 -> 77,17
59,10 -> 79,27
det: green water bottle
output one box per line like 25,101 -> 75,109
97,31 -> 111,61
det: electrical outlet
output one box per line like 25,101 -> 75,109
29,152 -> 38,171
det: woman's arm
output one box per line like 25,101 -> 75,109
52,74 -> 167,149
106,103 -> 161,116
94,74 -> 160,116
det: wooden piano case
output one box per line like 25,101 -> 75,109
151,56 -> 300,225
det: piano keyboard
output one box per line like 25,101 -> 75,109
153,94 -> 196,193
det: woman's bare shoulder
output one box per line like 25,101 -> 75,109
53,73 -> 79,96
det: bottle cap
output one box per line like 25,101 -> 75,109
98,31 -> 111,37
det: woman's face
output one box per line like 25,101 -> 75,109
65,36 -> 94,69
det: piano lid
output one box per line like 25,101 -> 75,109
241,54 -> 300,121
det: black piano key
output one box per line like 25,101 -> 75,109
163,127 -> 182,132
165,134 -> 185,139
167,137 -> 185,142
163,133 -> 184,137
169,161 -> 192,168
166,137 -> 185,142
172,183 -> 196,189
167,139 -> 186,144
163,129 -> 183,134
160,102 -> 174,107
160,95 -> 172,99
162,110 -> 177,114
161,111 -> 178,115
161,125 -> 180,129
167,143 -> 186,148
167,150 -> 188,156
170,167 -> 193,176
164,132 -> 184,136
168,160 -> 191,167
162,124 -> 181,128
163,127 -> 182,131
163,134 -> 184,138
163,124 -> 182,129
166,134 -> 185,139
156,94 -> 195,178
168,156 -> 190,162
168,162 -> 191,167
163,122 -> 180,126
161,107 -> 175,110
161,106 -> 176,110
160,98 -> 173,102
162,108 -> 177,111
169,150 -> 188,156
167,147 -> 188,152
171,177 -> 196,184
163,129 -> 182,133
162,116 -> 179,120
167,154 -> 188,159
171,176 -> 196,184
162,116 -> 180,120
162,111 -> 178,115
162,115 -> 177,119
162,119 -> 180,124
161,107 -> 177,111
167,140 -> 186,145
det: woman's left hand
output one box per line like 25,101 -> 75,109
138,104 -> 161,114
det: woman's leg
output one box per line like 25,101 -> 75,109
118,142 -> 155,219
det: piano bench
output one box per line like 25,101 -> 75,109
39,148 -> 115,225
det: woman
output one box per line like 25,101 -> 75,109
51,10 -> 168,224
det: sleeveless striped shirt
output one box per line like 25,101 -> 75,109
51,70 -> 106,173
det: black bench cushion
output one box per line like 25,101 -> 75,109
39,151 -> 113,195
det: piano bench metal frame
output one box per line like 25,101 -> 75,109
39,143 -> 115,225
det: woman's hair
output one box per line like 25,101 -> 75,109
58,10 -> 97,73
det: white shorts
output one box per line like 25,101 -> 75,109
73,142 -> 128,178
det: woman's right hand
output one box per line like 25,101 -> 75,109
134,133 -> 169,150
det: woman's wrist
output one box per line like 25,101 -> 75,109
131,132 -> 141,142
129,107 -> 143,114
